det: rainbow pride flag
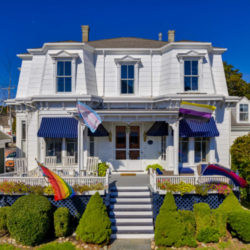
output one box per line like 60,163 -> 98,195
36,160 -> 75,201
77,101 -> 102,133
179,101 -> 216,122
202,164 -> 247,188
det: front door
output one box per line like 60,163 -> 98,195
114,126 -> 141,170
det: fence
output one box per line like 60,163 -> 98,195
0,171 -> 109,189
150,170 -> 235,192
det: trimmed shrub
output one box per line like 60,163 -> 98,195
211,209 -> 227,237
218,192 -> 242,214
228,210 -> 250,243
196,227 -> 220,243
76,192 -> 111,245
54,207 -> 71,237
7,194 -> 53,246
159,192 -> 177,213
0,207 -> 10,236
155,211 -> 185,247
193,203 -> 211,235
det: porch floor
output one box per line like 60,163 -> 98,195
109,174 -> 149,187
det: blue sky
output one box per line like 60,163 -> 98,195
0,0 -> 250,100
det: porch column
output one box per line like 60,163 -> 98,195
172,121 -> 179,175
62,138 -> 67,158
77,122 -> 82,172
189,138 -> 195,166
83,127 -> 89,170
167,125 -> 174,170
209,137 -> 216,163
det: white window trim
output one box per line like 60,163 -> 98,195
50,50 -> 78,94
115,56 -> 141,96
177,50 -> 205,93
237,99 -> 250,123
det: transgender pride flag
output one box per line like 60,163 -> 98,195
77,101 -> 102,133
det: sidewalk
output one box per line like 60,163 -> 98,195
109,239 -> 151,250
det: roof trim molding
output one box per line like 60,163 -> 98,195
114,55 -> 141,65
176,50 -> 206,60
49,50 -> 79,59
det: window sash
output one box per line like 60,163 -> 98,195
239,104 -> 249,121
121,65 -> 134,94
184,60 -> 199,91
179,138 -> 189,163
194,137 -> 209,163
56,61 -> 72,92
46,139 -> 62,163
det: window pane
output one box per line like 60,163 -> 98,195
116,150 -> 126,160
192,77 -> 198,91
192,61 -> 198,75
57,78 -> 64,92
57,62 -> 64,76
184,77 -> 191,91
240,113 -> 248,121
65,61 -> 71,76
55,141 -> 62,163
129,150 -> 140,160
121,80 -> 127,94
116,126 -> 126,148
21,121 -> 26,140
121,65 -> 127,79
129,126 -> 139,149
65,77 -> 72,92
128,80 -> 134,93
195,140 -> 201,163
179,138 -> 188,163
128,65 -> 134,78
184,61 -> 191,75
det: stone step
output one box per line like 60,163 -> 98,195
110,191 -> 150,197
110,186 -> 149,191
110,218 -> 153,223
110,197 -> 151,203
111,225 -> 154,231
110,204 -> 152,209
111,231 -> 154,239
110,214 -> 153,219
110,210 -> 153,217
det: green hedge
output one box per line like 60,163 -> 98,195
218,192 -> 242,215
159,192 -> 177,213
54,207 -> 71,237
211,209 -> 227,237
228,210 -> 250,243
38,242 -> 76,250
7,194 -> 53,246
76,192 -> 111,245
196,227 -> 220,243
193,203 -> 211,234
0,207 -> 10,236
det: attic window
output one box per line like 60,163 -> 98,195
121,65 -> 134,94
239,104 -> 249,121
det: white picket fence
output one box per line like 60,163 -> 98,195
0,171 -> 109,189
149,169 -> 236,192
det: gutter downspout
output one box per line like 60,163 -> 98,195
102,50 -> 106,97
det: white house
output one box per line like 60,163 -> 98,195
6,26 -> 240,175
230,96 -> 250,145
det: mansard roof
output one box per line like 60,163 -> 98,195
87,37 -> 168,48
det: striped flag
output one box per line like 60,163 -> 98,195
179,101 -> 216,122
77,101 -> 102,133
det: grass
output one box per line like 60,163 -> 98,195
0,244 -> 20,250
37,242 -> 76,250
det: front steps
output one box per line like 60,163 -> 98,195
109,186 -> 154,239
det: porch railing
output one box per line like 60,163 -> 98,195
0,171 -> 109,190
149,170 -> 236,192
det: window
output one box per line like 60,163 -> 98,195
66,139 -> 78,163
184,60 -> 198,91
239,104 -> 249,121
121,65 -> 134,94
89,136 -> 95,157
21,121 -> 26,157
179,138 -> 189,163
46,139 -> 62,163
194,137 -> 209,163
161,136 -> 166,160
57,61 -> 72,92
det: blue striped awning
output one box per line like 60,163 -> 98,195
37,118 -> 78,138
179,117 -> 219,138
146,122 -> 169,136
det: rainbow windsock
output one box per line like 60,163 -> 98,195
36,160 -> 75,201
179,101 -> 216,122
202,164 -> 247,188
77,101 -> 102,133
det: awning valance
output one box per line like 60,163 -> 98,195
179,117 -> 219,138
146,122 -> 168,136
88,124 -> 109,137
38,118 -> 78,138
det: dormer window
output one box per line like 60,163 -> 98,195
57,61 -> 72,92
121,65 -> 134,94
239,104 -> 249,121
184,60 -> 198,91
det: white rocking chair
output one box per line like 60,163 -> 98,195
86,157 -> 99,176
